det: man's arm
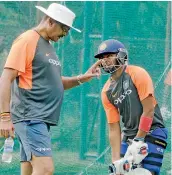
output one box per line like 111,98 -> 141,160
62,75 -> 86,90
129,67 -> 155,139
109,122 -> 121,162
0,69 -> 18,112
135,95 -> 154,138
124,68 -> 154,165
0,68 -> 18,138
123,96 -> 153,165
101,82 -> 121,162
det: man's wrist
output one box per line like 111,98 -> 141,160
0,112 -> 11,122
77,74 -> 83,85
112,156 -> 121,162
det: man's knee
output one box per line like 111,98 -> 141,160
44,164 -> 54,175
32,165 -> 54,175
42,162 -> 54,175
31,155 -> 54,175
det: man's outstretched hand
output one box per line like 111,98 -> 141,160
79,60 -> 101,83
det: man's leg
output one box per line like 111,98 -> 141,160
21,161 -> 33,175
14,121 -> 53,175
13,122 -> 33,175
25,121 -> 53,175
31,155 -> 54,175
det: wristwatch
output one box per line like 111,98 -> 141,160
77,74 -> 83,85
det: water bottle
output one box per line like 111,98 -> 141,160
2,137 -> 14,163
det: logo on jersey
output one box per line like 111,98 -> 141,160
49,59 -> 61,67
46,53 -> 51,57
113,89 -> 132,105
123,80 -> 129,90
112,92 -> 117,98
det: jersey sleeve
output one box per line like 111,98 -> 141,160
132,67 -> 154,101
101,88 -> 120,123
5,36 -> 29,74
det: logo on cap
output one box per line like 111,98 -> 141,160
119,48 -> 126,52
99,43 -> 107,51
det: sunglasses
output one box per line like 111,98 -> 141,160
56,21 -> 70,34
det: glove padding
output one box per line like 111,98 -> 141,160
124,140 -> 148,164
109,158 -> 132,175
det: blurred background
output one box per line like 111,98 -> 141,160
0,1 -> 171,175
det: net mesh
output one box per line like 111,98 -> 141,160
0,1 -> 171,175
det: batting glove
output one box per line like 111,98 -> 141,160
124,138 -> 148,165
109,158 -> 132,175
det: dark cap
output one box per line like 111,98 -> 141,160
94,39 -> 126,58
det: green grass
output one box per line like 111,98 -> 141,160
0,149 -> 171,175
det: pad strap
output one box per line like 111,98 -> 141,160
145,135 -> 167,149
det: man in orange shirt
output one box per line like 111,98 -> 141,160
94,39 -> 168,175
0,3 -> 100,175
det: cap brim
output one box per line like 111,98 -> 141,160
35,6 -> 81,33
70,26 -> 81,33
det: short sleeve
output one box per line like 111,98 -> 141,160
132,67 -> 154,101
101,89 -> 120,123
5,36 -> 29,74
